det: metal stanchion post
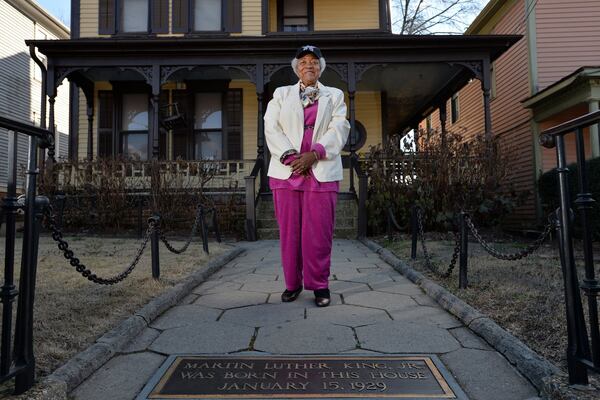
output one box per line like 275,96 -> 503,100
459,212 -> 468,289
149,214 -> 160,280
410,206 -> 418,260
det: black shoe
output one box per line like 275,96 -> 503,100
281,287 -> 302,302
314,288 -> 331,307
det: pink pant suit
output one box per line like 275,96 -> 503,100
269,100 -> 338,291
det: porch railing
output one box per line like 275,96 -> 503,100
540,109 -> 600,385
351,155 -> 368,238
244,158 -> 263,241
0,116 -> 53,394
50,159 -> 256,191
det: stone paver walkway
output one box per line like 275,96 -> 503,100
71,239 -> 539,400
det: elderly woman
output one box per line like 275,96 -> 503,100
264,45 -> 350,307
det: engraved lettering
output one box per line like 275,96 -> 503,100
369,371 -> 429,379
180,371 -> 214,379
321,371 -> 360,379
288,371 -> 308,379
188,362 -> 254,369
343,362 -> 388,369
217,382 -> 309,391
223,372 -> 277,379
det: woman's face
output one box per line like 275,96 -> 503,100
297,54 -> 320,86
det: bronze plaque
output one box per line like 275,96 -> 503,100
138,356 -> 467,399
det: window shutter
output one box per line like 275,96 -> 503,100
98,0 -> 116,34
172,0 -> 190,33
224,0 -> 242,33
152,0 -> 169,33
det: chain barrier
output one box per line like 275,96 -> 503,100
44,204 -> 155,285
464,213 -> 555,261
159,204 -> 205,254
415,207 -> 460,277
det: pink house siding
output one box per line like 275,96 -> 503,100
536,0 -> 600,90
423,1 -> 537,226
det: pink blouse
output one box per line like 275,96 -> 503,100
269,101 -> 340,192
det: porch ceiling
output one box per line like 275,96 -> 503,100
28,33 -> 520,132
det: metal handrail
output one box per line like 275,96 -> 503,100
539,110 -> 600,385
1,117 -> 53,393
540,109 -> 600,138
244,158 -> 263,241
351,155 -> 368,238
0,116 -> 54,148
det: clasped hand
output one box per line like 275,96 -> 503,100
290,152 -> 317,175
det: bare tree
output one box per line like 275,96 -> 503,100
392,0 -> 485,35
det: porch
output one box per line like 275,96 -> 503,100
27,33 -> 519,240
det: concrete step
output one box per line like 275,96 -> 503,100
257,217 -> 356,230
257,226 -> 358,240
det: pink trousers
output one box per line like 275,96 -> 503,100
272,189 -> 337,291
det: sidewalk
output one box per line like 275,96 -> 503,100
70,239 -> 539,400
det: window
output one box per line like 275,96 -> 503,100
426,114 -> 432,133
194,0 -> 222,31
122,0 -> 148,32
278,0 -> 312,32
98,91 -> 114,157
99,0 -> 169,34
451,94 -> 459,124
121,93 -> 149,160
171,0 -> 240,33
194,93 -> 222,159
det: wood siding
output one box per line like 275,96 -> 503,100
79,0 -> 383,36
536,0 -> 600,90
426,1 -> 537,227
314,0 -> 379,31
0,0 -> 70,191
81,0 -> 261,37
353,91 -> 382,153
239,0 -> 261,36
539,103 -> 591,171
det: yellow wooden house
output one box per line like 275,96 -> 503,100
27,0 -> 518,239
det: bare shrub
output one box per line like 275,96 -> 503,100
364,129 -> 529,234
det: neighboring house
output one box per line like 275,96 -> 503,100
422,0 -> 600,228
0,0 -> 70,194
27,0 -> 518,238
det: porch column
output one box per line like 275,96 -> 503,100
481,57 -> 493,139
150,65 -> 161,159
439,102 -> 447,147
68,85 -> 79,161
590,100 -> 600,158
82,87 -> 94,161
150,93 -> 160,158
257,63 -> 268,192
48,94 -> 56,162
412,124 -> 419,152
348,62 -> 357,193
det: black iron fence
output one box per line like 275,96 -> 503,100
540,109 -> 600,385
396,205 -> 554,288
0,116 -> 53,394
1,116 -> 222,394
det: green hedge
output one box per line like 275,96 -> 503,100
538,156 -> 600,239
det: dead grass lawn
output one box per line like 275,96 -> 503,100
379,234 -> 599,372
0,233 -> 230,396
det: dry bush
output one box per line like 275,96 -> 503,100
364,129 -> 529,234
37,158 -> 244,235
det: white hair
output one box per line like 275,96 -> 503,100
291,57 -> 326,79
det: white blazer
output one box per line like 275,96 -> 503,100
263,81 -> 351,182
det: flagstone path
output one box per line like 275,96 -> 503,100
71,239 -> 539,400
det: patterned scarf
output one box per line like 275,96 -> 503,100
299,81 -> 320,108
